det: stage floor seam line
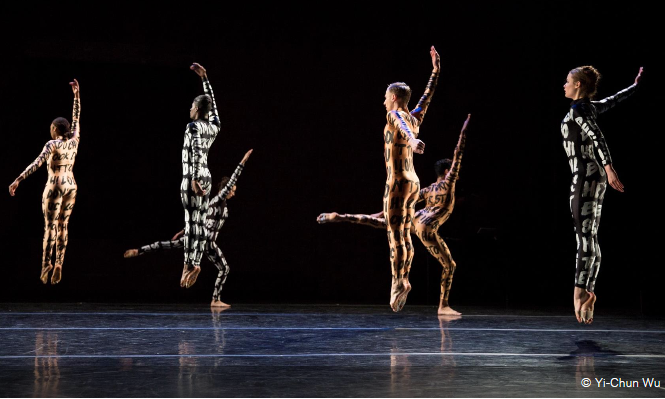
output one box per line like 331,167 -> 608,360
0,312 -> 653,319
2,327 -> 664,333
2,352 -> 665,359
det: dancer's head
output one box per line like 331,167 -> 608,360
434,158 -> 452,179
216,177 -> 237,199
384,82 -> 411,111
190,94 -> 212,120
565,66 -> 601,100
50,117 -> 71,140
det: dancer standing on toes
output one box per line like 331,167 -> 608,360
383,45 -> 439,312
561,66 -> 644,324
125,149 -> 252,307
8,80 -> 81,285
181,63 -> 221,289
319,114 -> 470,315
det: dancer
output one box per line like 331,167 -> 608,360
124,149 -> 252,307
319,114 -> 469,315
562,66 -> 643,324
383,45 -> 439,312
8,79 -> 81,284
181,62 -> 221,289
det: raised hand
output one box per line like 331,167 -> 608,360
190,63 -> 207,78
69,79 -> 80,97
430,45 -> 440,72
191,180 -> 207,196
408,137 -> 426,154
605,164 -> 625,192
634,66 -> 644,85
241,149 -> 253,165
461,113 -> 471,133
8,179 -> 19,196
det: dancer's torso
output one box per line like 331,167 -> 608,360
418,180 -> 455,223
182,120 -> 219,185
205,197 -> 228,241
46,139 -> 79,187
561,102 -> 605,182
384,111 -> 420,183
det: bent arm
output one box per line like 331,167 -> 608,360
592,84 -> 637,115
573,106 -> 612,166
17,142 -> 53,182
387,111 -> 416,141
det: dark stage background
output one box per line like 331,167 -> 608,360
0,3 -> 660,313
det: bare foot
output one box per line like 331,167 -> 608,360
51,264 -> 62,285
437,314 -> 462,322
316,212 -> 339,224
395,279 -> 411,312
211,299 -> 231,308
180,264 -> 193,287
581,293 -> 596,324
438,306 -> 462,316
573,287 -> 590,323
123,249 -> 138,258
390,277 -> 410,312
185,265 -> 201,288
40,263 -> 53,285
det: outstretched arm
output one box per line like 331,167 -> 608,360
214,149 -> 253,202
592,67 -> 643,114
572,106 -> 623,192
445,114 -> 470,185
411,45 -> 440,124
9,142 -> 54,196
191,63 -> 220,129
70,79 -> 80,140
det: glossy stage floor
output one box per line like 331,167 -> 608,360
0,303 -> 663,397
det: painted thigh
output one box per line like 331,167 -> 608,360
41,184 -> 63,266
571,171 -> 606,292
54,186 -> 77,266
206,241 -> 229,300
414,218 -> 456,300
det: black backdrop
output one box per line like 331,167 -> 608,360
0,3 -> 660,313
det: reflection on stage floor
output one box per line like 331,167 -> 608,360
1,303 -> 663,397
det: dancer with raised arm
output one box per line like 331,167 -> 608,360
8,80 -> 81,284
125,150 -> 252,306
382,45 -> 439,311
319,114 -> 469,315
561,66 -> 643,324
180,63 -> 221,289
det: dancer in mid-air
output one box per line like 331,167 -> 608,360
125,150 -> 252,307
180,62 -> 221,289
382,45 -> 440,312
8,79 -> 81,285
561,66 -> 643,324
319,114 -> 469,315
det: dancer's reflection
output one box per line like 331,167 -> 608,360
33,332 -> 60,397
210,306 -> 229,367
177,339 -> 198,397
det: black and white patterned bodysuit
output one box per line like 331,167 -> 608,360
140,163 -> 244,301
181,77 -> 220,267
560,84 -> 637,292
